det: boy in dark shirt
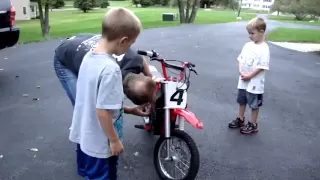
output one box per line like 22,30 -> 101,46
54,33 -> 154,106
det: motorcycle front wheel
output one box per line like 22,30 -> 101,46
154,129 -> 200,180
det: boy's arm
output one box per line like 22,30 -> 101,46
237,45 -> 246,75
96,69 -> 123,143
123,106 -> 135,114
142,56 -> 153,78
248,48 -> 270,79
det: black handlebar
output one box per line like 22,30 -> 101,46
137,50 -> 159,58
137,49 -> 197,75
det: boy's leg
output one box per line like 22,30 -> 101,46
229,89 -> 247,128
84,153 -> 119,180
76,144 -> 87,177
240,92 -> 263,134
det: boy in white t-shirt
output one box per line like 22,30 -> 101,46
228,17 -> 270,134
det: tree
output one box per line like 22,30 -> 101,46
271,0 -> 320,20
228,0 -> 239,11
31,0 -> 51,38
236,0 -> 242,17
270,0 -> 284,15
51,0 -> 65,8
304,0 -> 320,19
100,0 -> 110,8
176,0 -> 201,23
74,0 -> 99,12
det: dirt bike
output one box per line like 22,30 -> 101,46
135,50 -> 204,180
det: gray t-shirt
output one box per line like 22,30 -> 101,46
69,49 -> 124,159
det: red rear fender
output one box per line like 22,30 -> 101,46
174,109 -> 203,129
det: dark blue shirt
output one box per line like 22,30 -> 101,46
54,34 -> 144,78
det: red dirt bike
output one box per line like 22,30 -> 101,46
135,50 -> 204,180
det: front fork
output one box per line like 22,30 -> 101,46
164,108 -> 171,160
163,82 -> 185,160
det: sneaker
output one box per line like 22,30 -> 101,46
240,122 -> 258,134
228,117 -> 245,128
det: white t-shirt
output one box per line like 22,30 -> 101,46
237,41 -> 270,94
69,50 -> 124,159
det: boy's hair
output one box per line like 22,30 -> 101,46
123,73 -> 156,105
102,7 -> 142,41
246,17 -> 266,32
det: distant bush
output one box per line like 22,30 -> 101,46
140,0 -> 153,7
74,0 -> 99,12
160,0 -> 170,6
100,0 -> 110,7
169,0 -> 177,7
51,0 -> 65,9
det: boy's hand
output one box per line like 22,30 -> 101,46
241,73 -> 252,81
152,76 -> 165,83
110,139 -> 124,156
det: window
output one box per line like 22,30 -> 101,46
263,0 -> 271,2
30,5 -> 34,12
23,7 -> 26,14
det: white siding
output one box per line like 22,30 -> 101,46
11,0 -> 31,20
240,0 -> 275,11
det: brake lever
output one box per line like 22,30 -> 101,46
189,68 -> 198,75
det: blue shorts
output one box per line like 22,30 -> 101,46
77,144 -> 119,180
77,114 -> 124,180
237,89 -> 263,109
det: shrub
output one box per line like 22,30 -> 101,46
74,0 -> 98,12
132,0 -> 140,6
51,0 -> 65,9
100,0 -> 110,7
169,0 -> 178,7
160,0 -> 170,6
140,0 -> 153,7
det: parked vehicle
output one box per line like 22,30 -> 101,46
136,49 -> 203,180
0,0 -> 19,50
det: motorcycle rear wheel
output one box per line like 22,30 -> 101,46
154,129 -> 200,180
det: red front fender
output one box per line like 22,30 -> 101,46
173,109 -> 203,129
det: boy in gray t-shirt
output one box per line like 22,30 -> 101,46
69,7 -> 143,179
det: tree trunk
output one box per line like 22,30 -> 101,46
37,0 -> 50,38
43,2 -> 50,38
188,0 -> 199,23
177,0 -> 186,23
237,0 -> 242,17
185,0 -> 190,21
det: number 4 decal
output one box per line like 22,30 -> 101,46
170,89 -> 184,105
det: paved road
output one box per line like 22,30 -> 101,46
0,21 -> 319,180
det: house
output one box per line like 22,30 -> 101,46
11,0 -> 38,20
241,0 -> 275,11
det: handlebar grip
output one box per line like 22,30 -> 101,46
137,50 -> 148,56
137,49 -> 158,58
189,63 -> 196,67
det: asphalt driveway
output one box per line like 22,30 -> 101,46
0,21 -> 319,180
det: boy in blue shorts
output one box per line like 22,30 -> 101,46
69,7 -> 143,179
228,17 -> 270,134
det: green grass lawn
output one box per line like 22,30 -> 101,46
268,15 -> 320,26
267,27 -> 320,43
16,7 -> 255,43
